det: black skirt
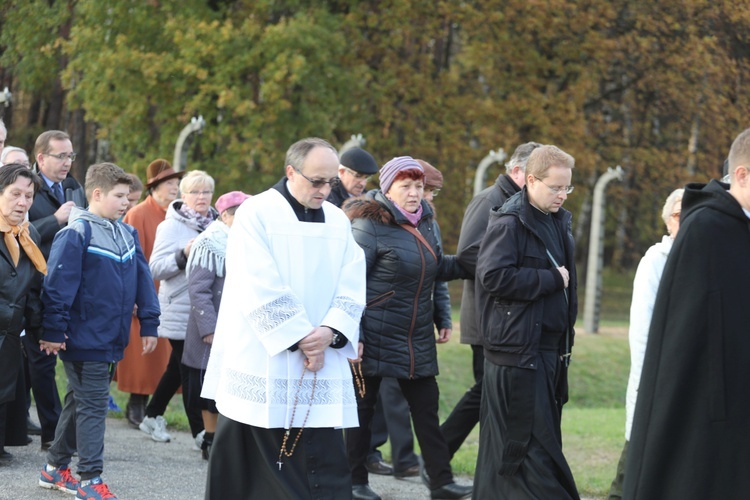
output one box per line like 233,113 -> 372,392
205,414 -> 352,500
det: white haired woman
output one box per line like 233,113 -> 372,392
139,170 -> 218,446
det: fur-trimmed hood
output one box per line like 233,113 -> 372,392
342,196 -> 395,225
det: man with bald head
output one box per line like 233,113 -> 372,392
202,137 -> 367,499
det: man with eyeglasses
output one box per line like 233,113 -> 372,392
439,142 -> 540,463
327,147 -> 379,208
26,130 -> 87,452
202,137 -> 366,498
473,145 -> 579,499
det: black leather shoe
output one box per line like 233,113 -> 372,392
430,482 -> 473,499
0,449 -> 12,464
365,459 -> 393,475
394,463 -> 420,479
352,484 -> 382,500
27,417 -> 42,436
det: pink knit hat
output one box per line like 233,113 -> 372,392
215,191 -> 251,214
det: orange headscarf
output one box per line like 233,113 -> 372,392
0,211 -> 47,275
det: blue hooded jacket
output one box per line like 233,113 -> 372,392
42,207 -> 160,362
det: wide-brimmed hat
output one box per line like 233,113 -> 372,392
146,159 -> 184,189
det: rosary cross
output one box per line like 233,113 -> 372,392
277,460 -> 284,470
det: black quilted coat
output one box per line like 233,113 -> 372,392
343,191 -> 467,379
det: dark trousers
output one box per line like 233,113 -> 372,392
47,361 -> 115,480
440,344 -> 484,457
22,334 -> 62,442
347,376 -> 453,489
368,377 -> 419,471
145,339 -> 203,437
608,440 -> 628,499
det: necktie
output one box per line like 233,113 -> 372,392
53,183 -> 65,205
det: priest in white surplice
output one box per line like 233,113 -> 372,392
202,138 -> 366,499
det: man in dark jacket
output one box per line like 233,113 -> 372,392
327,147 -> 379,208
473,145 -> 579,499
623,129 -> 750,499
25,130 -> 86,450
441,141 -> 540,458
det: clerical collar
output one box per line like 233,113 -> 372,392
272,177 -> 325,223
530,202 -> 550,216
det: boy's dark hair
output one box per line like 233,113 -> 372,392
85,162 -> 132,199
0,163 -> 43,194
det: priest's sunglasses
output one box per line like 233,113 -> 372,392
293,166 -> 341,189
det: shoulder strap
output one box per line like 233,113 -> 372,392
399,223 -> 437,261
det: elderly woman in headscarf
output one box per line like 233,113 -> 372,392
343,157 -> 472,500
0,164 -> 46,463
607,188 -> 684,499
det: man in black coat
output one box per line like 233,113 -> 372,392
25,130 -> 86,450
441,141 -> 540,458
623,128 -> 750,499
474,145 -> 578,499
327,147 -> 379,208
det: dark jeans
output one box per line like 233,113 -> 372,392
368,377 -> 419,471
347,376 -> 453,489
47,361 -> 115,480
145,339 -> 203,437
23,334 -> 62,442
440,344 -> 484,458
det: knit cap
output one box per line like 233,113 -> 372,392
379,156 -> 424,194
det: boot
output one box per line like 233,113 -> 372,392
201,432 -> 214,461
126,394 -> 147,428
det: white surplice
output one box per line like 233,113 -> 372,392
202,189 -> 366,429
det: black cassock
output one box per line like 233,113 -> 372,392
624,180 -> 750,499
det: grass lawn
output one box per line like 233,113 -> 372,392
53,268 -> 634,500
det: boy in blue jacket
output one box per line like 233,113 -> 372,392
37,162 -> 160,500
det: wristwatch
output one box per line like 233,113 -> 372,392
331,331 -> 340,346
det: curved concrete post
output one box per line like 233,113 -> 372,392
173,115 -> 206,172
583,166 -> 625,333
338,134 -> 366,156
474,149 -> 507,197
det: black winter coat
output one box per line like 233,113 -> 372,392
623,180 -> 750,499
456,174 -> 521,345
28,172 -> 86,259
475,188 -> 577,369
344,191 -> 467,379
0,224 -> 44,403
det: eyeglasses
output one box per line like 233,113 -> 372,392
534,176 -> 574,195
425,188 -> 440,197
341,166 -> 372,181
186,190 -> 213,196
44,152 -> 77,162
294,166 -> 341,188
